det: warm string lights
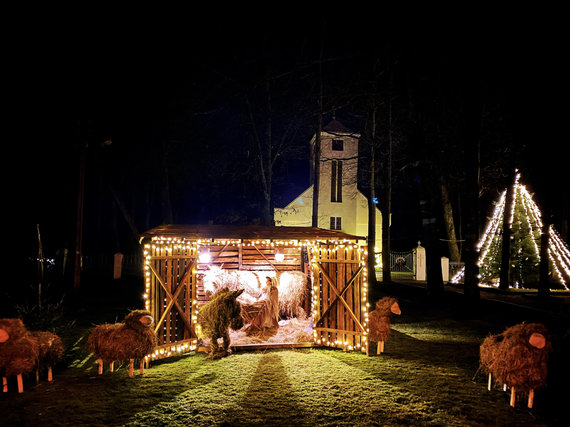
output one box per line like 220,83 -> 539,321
451,173 -> 570,289
143,236 -> 369,358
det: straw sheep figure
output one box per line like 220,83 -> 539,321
30,330 -> 64,383
88,309 -> 158,377
368,297 -> 401,354
0,318 -> 39,393
479,322 -> 552,408
198,288 -> 244,359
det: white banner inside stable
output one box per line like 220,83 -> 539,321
139,224 -> 370,359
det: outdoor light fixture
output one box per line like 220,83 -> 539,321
199,248 -> 211,263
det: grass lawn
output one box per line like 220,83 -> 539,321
1,278 -> 568,426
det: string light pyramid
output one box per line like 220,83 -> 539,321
451,172 -> 570,289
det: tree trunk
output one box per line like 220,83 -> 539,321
538,215 -> 551,297
312,26 -> 324,228
440,177 -> 461,262
368,104 -> 378,287
499,172 -> 516,290
381,78 -> 393,284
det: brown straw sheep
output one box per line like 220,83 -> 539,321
198,288 -> 244,358
479,322 -> 552,408
30,330 -> 64,383
0,318 -> 39,393
368,297 -> 401,354
88,309 -> 158,377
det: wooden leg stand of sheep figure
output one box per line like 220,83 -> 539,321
368,297 -> 401,355
197,288 -> 244,359
479,322 -> 552,408
0,319 -> 39,393
88,310 -> 158,377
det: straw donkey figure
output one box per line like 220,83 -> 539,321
480,322 -> 552,408
88,309 -> 158,377
368,297 -> 401,354
198,288 -> 244,358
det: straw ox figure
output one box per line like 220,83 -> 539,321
368,297 -> 401,354
198,288 -> 244,359
479,322 -> 552,408
88,309 -> 158,377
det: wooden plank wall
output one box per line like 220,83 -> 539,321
148,244 -> 197,348
312,243 -> 368,353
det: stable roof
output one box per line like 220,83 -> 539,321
140,224 -> 365,243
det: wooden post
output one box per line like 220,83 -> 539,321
98,359 -> 103,375
487,373 -> 492,391
129,359 -> 134,377
140,360 -> 145,375
109,361 -> 114,372
17,374 -> 23,393
47,367 -> 53,382
528,389 -> 534,409
510,387 -> 516,407
377,341 -> 384,354
2,377 -> 7,392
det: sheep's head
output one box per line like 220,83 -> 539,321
124,310 -> 155,332
375,297 -> 401,316
0,318 -> 28,344
529,332 -> 546,349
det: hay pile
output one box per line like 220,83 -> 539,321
479,322 -> 552,407
88,310 -> 157,375
201,266 -> 308,318
368,297 -> 401,354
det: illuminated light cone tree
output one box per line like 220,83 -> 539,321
452,172 -> 570,289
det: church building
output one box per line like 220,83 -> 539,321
274,119 -> 382,250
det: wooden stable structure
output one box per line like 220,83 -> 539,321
139,224 -> 370,358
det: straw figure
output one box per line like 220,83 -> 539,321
0,318 -> 39,393
479,322 -> 552,408
88,309 -> 158,377
198,288 -> 244,358
30,330 -> 64,383
368,297 -> 401,354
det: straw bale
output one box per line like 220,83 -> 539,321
30,331 -> 64,371
480,322 -> 552,392
87,310 -> 158,363
0,318 -> 39,377
368,297 -> 401,342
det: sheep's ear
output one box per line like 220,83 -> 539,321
391,302 -> 401,315
529,332 -> 546,349
0,328 -> 9,343
233,289 -> 245,298
139,315 -> 154,327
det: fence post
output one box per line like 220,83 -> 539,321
414,242 -> 426,281
441,256 -> 449,283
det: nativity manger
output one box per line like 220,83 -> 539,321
139,224 -> 369,359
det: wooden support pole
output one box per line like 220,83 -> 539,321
129,359 -> 134,377
109,361 -> 114,372
48,366 -> 53,382
98,358 -> 103,375
488,373 -> 492,391
17,374 -> 23,393
510,387 -> 516,407
528,389 -> 534,409
377,341 -> 384,354
140,360 -> 144,375
2,377 -> 7,392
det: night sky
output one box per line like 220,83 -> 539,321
9,10 -> 568,262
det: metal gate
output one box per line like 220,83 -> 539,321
390,250 -> 415,277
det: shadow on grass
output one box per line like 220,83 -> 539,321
221,351 -> 308,426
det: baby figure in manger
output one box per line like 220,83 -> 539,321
245,276 -> 279,337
